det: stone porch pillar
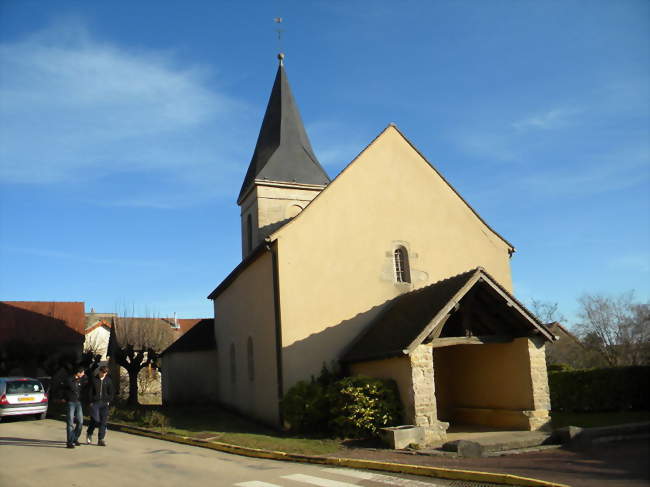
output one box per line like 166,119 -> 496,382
526,336 -> 552,430
409,344 -> 448,445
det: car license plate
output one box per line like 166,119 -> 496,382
18,397 -> 34,402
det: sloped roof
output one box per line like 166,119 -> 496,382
175,318 -> 207,335
546,321 -> 583,346
0,301 -> 86,345
341,268 -> 554,363
106,316 -> 206,354
85,312 -> 116,333
161,318 -> 215,355
237,59 -> 330,203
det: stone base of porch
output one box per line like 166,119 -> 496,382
452,407 -> 551,431
423,420 -> 450,446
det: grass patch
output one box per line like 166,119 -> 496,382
109,404 -> 345,455
551,410 -> 650,429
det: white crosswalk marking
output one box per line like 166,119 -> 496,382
235,482 -> 283,487
322,468 -> 442,486
281,473 -> 360,487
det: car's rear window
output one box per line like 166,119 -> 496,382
6,380 -> 43,394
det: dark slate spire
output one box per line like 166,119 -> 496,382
237,54 -> 330,203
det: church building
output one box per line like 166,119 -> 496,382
162,54 -> 555,444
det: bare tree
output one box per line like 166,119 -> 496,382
108,315 -> 174,405
576,292 -> 650,366
137,366 -> 162,403
529,298 -> 609,369
529,298 -> 566,324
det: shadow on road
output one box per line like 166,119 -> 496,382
0,437 -> 67,448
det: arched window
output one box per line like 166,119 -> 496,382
247,337 -> 254,382
246,214 -> 253,252
230,343 -> 236,385
394,246 -> 411,283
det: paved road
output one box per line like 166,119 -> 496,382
0,419 -> 456,487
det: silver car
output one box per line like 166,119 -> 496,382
0,377 -> 48,422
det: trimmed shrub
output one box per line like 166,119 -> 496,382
281,372 -> 403,438
328,376 -> 403,438
549,366 -> 650,412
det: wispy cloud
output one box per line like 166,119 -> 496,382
2,245 -> 166,268
451,78 -> 649,198
512,107 -> 581,132
453,104 -> 582,163
0,19 -> 250,202
519,144 -> 649,197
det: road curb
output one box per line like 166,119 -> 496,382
107,422 -> 569,487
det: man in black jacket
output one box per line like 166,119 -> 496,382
86,366 -> 115,446
62,367 -> 87,448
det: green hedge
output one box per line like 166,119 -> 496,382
549,366 -> 650,412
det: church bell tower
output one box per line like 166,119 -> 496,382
237,54 -> 330,258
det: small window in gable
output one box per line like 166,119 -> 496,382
247,336 -> 255,382
246,214 -> 253,252
394,246 -> 411,283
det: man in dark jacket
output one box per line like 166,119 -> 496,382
86,366 -> 115,446
62,366 -> 87,448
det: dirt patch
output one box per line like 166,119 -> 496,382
328,439 -> 650,487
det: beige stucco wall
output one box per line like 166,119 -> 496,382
272,126 -> 514,391
433,338 -> 549,430
213,251 -> 279,426
433,339 -> 534,416
161,350 -> 219,404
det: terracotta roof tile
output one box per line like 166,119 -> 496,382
0,301 -> 86,345
161,319 -> 215,355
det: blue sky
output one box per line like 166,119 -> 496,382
1,1 -> 648,324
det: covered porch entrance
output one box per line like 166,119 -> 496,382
429,276 -> 552,431
342,268 -> 554,446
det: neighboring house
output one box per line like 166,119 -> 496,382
162,56 -> 556,444
106,316 -> 205,400
161,319 -> 217,403
0,301 -> 86,377
84,312 -> 116,360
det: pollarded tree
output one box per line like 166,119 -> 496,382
576,292 -> 650,367
108,316 -> 174,405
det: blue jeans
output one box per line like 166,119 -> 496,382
66,401 -> 83,445
87,402 -> 109,441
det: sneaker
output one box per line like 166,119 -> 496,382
98,440 -> 106,447
66,443 -> 75,449
86,435 -> 92,445
74,440 -> 81,446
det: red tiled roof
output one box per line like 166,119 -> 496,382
0,301 -> 86,345
85,320 -> 112,334
175,318 -> 207,335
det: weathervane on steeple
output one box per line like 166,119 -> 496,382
274,17 -> 284,65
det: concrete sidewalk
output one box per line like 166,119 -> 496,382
419,422 -> 650,457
